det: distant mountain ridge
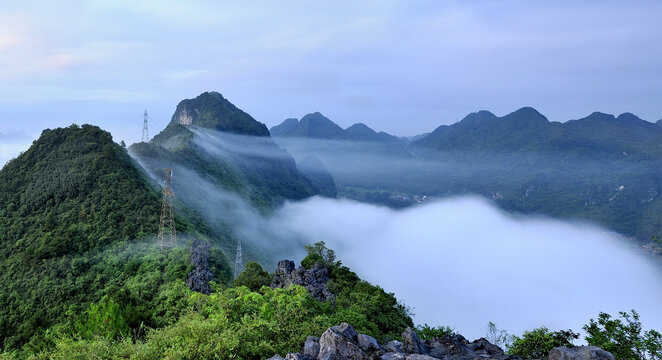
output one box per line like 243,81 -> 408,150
413,107 -> 662,158
273,106 -> 662,243
270,112 -> 402,143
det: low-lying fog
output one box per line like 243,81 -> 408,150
270,196 -> 662,340
135,128 -> 662,340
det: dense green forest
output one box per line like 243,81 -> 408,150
0,123 -> 412,358
0,124 -> 231,354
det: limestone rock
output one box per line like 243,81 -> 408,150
303,336 -> 320,358
381,353 -> 407,360
405,355 -> 439,360
548,346 -> 615,360
469,337 -> 505,356
285,353 -> 314,360
271,260 -> 335,301
331,322 -> 359,342
402,327 -> 427,354
385,340 -> 404,353
318,325 -> 369,360
358,333 -> 382,352
186,239 -> 213,294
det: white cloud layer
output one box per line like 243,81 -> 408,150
272,196 -> 662,340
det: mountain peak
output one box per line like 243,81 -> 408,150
286,112 -> 344,139
616,112 -> 643,122
509,106 -> 547,120
586,111 -> 616,120
461,110 -> 497,122
168,91 -> 270,137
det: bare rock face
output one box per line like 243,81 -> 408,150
318,323 -> 370,360
285,354 -> 314,360
548,346 -> 615,360
357,333 -> 382,352
469,338 -> 505,356
303,336 -> 321,358
186,239 -> 213,294
271,260 -> 335,301
402,327 -> 427,355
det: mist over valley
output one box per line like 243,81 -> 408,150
2,2 -> 662,357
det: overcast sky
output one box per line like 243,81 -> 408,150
1,0 -> 661,163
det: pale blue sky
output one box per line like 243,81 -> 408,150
1,0 -> 661,164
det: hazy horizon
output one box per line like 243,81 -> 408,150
1,1 -> 661,153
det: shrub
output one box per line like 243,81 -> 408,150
234,261 -> 272,291
584,310 -> 662,360
416,324 -> 455,340
507,327 -> 578,359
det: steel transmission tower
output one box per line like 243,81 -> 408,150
234,240 -> 243,278
142,110 -> 149,142
157,168 -> 176,250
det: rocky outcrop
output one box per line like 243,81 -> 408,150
271,323 -> 522,360
548,346 -> 615,360
271,260 -> 334,301
186,239 -> 213,294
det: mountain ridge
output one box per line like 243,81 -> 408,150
270,112 -> 402,143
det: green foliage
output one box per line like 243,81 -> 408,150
76,298 -> 129,340
584,310 -> 662,360
302,242 -> 412,341
301,241 -> 339,269
234,261 -> 272,291
0,125 -> 233,351
8,240 -> 416,359
507,327 -> 578,359
415,324 -> 455,340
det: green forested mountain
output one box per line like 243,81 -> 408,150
0,123 -> 413,358
130,92 -> 320,264
0,124 -> 232,352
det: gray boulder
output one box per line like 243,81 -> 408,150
469,337 -> 505,356
427,334 -> 472,358
405,355 -> 438,360
303,336 -> 320,357
358,333 -> 382,352
381,353 -> 407,360
318,324 -> 369,360
266,356 -> 285,360
385,340 -> 404,353
331,322 -> 359,342
285,353 -> 314,360
549,346 -> 615,360
402,327 -> 427,354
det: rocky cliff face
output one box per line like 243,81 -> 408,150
186,239 -> 213,294
268,323 -> 615,360
271,260 -> 334,302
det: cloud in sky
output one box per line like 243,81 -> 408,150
1,1 -> 661,142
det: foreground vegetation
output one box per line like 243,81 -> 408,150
0,242 -> 412,359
